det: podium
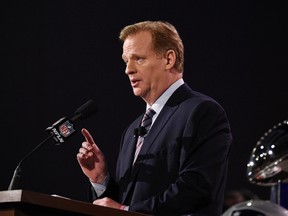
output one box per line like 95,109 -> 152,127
0,190 -> 148,216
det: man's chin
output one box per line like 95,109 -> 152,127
132,89 -> 141,97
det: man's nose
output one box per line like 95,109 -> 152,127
125,61 -> 136,75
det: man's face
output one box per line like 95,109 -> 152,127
122,31 -> 168,104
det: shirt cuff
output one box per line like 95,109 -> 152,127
90,174 -> 110,197
120,205 -> 129,211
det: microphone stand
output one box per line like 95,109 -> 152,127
7,99 -> 97,190
8,134 -> 54,190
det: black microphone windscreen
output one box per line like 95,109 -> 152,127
133,128 -> 139,138
74,99 -> 98,120
138,126 -> 147,136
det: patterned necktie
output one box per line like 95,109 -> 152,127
133,108 -> 156,165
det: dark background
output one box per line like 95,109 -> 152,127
3,0 -> 287,204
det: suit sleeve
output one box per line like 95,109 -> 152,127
89,175 -> 119,201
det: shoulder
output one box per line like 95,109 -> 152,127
170,83 -> 224,111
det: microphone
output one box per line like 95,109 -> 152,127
46,99 -> 97,145
133,126 -> 147,138
7,99 -> 98,190
133,128 -> 139,138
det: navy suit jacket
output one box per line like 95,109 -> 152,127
95,83 -> 232,216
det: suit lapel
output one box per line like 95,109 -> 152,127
134,105 -> 177,164
119,115 -> 143,177
135,83 -> 193,165
122,84 -> 194,203
122,106 -> 178,203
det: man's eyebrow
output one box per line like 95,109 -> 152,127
122,53 -> 137,59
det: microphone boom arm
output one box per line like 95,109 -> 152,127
8,134 -> 54,190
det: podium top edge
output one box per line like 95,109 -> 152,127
0,190 -> 149,216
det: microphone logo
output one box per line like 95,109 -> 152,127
59,120 -> 75,137
51,128 -> 64,143
46,117 -> 76,145
46,99 -> 97,145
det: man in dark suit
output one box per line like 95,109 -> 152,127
77,21 -> 232,216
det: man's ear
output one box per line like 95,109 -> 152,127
165,50 -> 176,70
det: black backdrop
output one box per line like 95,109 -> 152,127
3,0 -> 287,203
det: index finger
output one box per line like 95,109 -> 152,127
81,128 -> 95,144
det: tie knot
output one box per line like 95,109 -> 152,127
141,108 -> 156,127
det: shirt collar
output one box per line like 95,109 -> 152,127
146,78 -> 184,119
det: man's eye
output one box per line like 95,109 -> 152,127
136,58 -> 144,64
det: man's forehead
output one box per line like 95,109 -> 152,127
123,31 -> 152,47
123,33 -> 153,55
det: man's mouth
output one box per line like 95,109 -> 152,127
130,79 -> 140,87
